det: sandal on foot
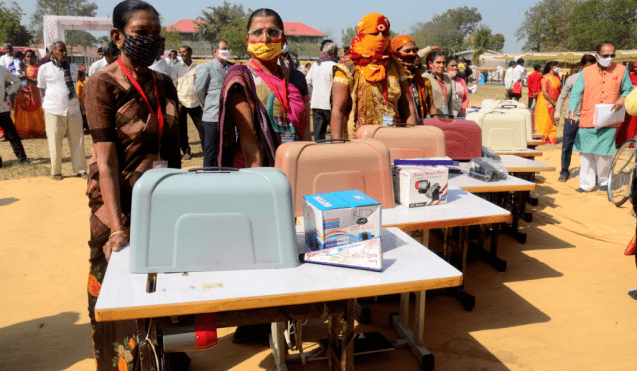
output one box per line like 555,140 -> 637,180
51,174 -> 63,181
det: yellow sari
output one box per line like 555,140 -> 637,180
534,73 -> 562,144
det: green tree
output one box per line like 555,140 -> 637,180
161,27 -> 183,51
0,1 -> 31,45
568,0 -> 637,51
95,35 -> 109,46
217,15 -> 249,59
29,0 -> 98,50
341,26 -> 356,48
195,1 -> 248,43
467,25 -> 506,64
514,0 -> 573,52
489,33 -> 505,52
411,6 -> 482,54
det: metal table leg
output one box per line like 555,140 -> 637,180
391,290 -> 435,371
270,322 -> 289,371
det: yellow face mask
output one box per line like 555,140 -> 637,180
247,41 -> 283,61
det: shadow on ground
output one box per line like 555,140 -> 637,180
0,312 -> 93,371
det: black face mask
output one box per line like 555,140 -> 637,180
121,33 -> 163,67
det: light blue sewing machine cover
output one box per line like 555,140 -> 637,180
129,167 -> 300,273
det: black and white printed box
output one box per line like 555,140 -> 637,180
392,165 -> 449,207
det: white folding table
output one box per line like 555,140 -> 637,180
447,171 -> 536,270
95,228 -> 462,371
297,187 -> 511,312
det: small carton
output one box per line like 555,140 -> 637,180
300,237 -> 383,271
303,190 -> 381,251
392,165 -> 449,207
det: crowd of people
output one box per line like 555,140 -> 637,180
1,0 -> 636,368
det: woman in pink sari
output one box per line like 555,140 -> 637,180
14,50 -> 45,139
218,8 -> 311,168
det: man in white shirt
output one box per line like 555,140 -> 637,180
172,45 -> 203,160
165,50 -> 180,66
306,42 -> 338,140
88,41 -> 118,77
37,40 -> 87,180
0,43 -> 14,69
510,58 -> 526,101
149,40 -> 172,76
0,64 -> 27,167
194,40 -> 232,167
503,61 -> 515,99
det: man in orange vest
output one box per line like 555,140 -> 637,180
569,41 -> 634,192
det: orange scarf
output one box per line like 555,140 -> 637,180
348,13 -> 392,83
390,35 -> 413,52
391,35 -> 429,117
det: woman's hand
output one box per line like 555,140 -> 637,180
104,230 -> 129,262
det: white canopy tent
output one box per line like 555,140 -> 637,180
42,15 -> 113,55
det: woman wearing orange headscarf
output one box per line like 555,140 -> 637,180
391,35 -> 437,119
330,13 -> 417,139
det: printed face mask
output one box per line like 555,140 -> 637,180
121,34 -> 163,67
218,49 -> 230,60
247,41 -> 283,61
597,54 -> 614,68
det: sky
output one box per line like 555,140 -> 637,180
18,0 -> 541,53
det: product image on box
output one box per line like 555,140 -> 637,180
303,190 -> 381,251
392,165 -> 449,207
415,180 -> 442,201
300,237 -> 383,271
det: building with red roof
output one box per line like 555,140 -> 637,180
283,22 -> 327,44
166,19 -> 205,34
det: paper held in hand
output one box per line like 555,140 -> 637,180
594,104 -> 626,129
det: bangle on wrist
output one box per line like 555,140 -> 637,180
109,228 -> 129,240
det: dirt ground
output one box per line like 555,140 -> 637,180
1,84 -> 637,370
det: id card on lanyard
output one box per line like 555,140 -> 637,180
437,76 -> 448,115
117,59 -> 167,168
453,80 -> 459,117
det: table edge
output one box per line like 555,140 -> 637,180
384,213 -> 511,231
95,275 -> 463,321
459,184 -> 536,193
508,166 -> 556,172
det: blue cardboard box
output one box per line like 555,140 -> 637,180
303,190 -> 381,251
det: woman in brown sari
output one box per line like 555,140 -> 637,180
84,1 -> 182,369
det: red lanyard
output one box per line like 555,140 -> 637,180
436,75 -> 447,101
381,79 -> 388,105
251,59 -> 289,119
117,58 -> 164,147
